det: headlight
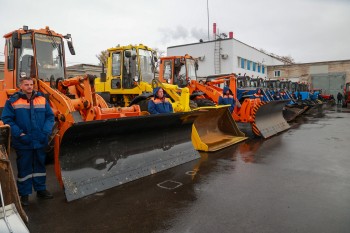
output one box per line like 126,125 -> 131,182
134,76 -> 139,82
20,72 -> 27,78
167,79 -> 171,84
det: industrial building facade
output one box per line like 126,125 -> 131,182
166,33 -> 349,97
268,60 -> 350,96
167,37 -> 284,78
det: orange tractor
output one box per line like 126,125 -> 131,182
0,26 -> 202,201
158,55 -> 290,138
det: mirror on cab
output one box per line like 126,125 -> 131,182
67,41 -> 76,55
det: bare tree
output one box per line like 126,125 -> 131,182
96,50 -> 109,66
153,48 -> 166,58
279,55 -> 294,64
259,48 -> 295,64
259,48 -> 267,53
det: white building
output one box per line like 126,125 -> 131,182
167,26 -> 284,79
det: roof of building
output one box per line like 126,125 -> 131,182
167,37 -> 291,64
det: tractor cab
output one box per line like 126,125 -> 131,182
94,44 -> 157,106
159,55 -> 198,88
3,26 -> 75,88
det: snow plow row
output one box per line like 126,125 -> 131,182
0,27 -> 319,205
0,26 -> 249,202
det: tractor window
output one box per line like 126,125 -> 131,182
112,52 -> 121,76
6,39 -> 14,70
123,49 -> 138,89
174,63 -> 187,87
186,59 -> 197,81
163,60 -> 172,81
35,33 -> 65,81
138,49 -> 154,83
17,33 -> 34,86
250,80 -> 257,87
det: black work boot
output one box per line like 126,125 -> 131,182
20,195 -> 29,206
37,190 -> 53,199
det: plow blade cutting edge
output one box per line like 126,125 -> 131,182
191,106 -> 247,152
254,100 -> 290,138
59,112 -> 201,202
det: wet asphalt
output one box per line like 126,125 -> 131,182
17,105 -> 350,233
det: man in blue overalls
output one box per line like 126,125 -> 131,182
148,87 -> 174,114
2,76 -> 55,206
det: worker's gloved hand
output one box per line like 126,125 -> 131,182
39,132 -> 49,144
19,134 -> 31,145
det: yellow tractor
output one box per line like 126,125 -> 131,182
94,44 -> 156,108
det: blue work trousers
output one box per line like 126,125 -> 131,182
16,148 -> 47,196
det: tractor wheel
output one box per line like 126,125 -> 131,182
194,99 -> 216,107
189,100 -> 198,109
135,99 -> 150,112
45,146 -> 54,164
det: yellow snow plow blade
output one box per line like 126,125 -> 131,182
191,106 -> 247,151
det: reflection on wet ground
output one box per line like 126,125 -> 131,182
19,105 -> 350,233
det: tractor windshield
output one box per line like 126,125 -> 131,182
267,80 -> 279,89
186,58 -> 197,81
35,33 -> 65,81
237,77 -> 249,88
249,79 -> 259,87
123,49 -> 139,89
279,81 -> 291,90
138,49 -> 154,83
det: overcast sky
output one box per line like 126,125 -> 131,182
1,0 -> 349,65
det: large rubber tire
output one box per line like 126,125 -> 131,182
45,146 -> 54,164
189,100 -> 198,110
194,99 -> 216,107
135,99 -> 150,112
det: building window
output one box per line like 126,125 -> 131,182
247,60 -> 251,70
252,62 -> 256,71
262,66 -> 265,74
274,70 -> 281,77
258,64 -> 261,73
240,58 -> 245,69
